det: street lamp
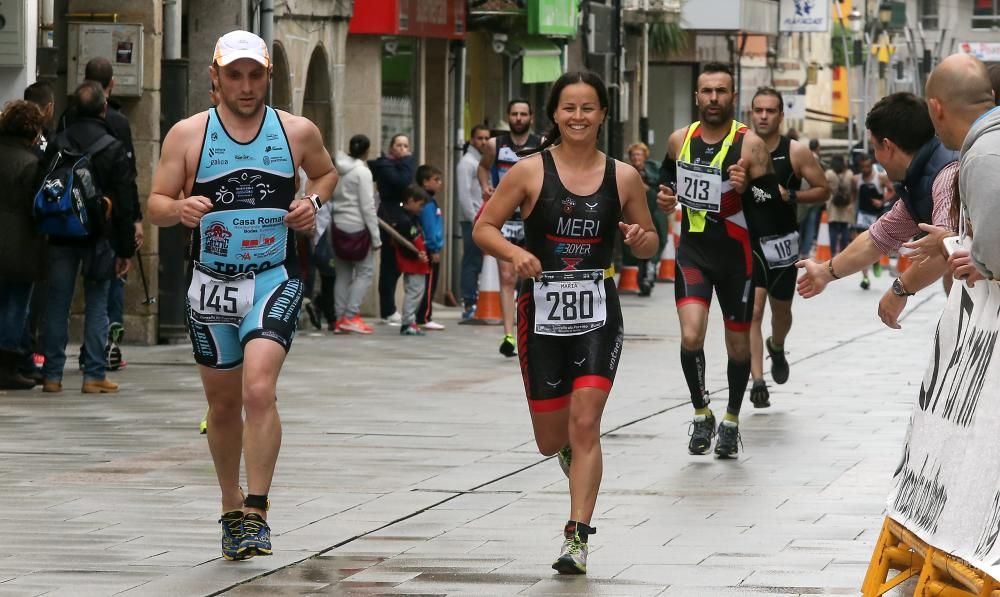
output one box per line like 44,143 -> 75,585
878,2 -> 893,28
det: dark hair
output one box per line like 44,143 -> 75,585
416,164 -> 443,185
988,63 -> 1000,106
348,134 -> 370,159
74,81 -> 107,119
533,70 -> 610,155
470,124 -> 489,138
507,98 -> 532,115
865,92 -> 934,155
699,62 -> 735,90
84,57 -> 114,89
809,138 -> 820,151
402,183 -> 429,203
857,152 -> 873,164
23,81 -> 54,108
830,154 -> 845,173
752,87 -> 783,112
0,100 -> 44,141
388,133 -> 409,150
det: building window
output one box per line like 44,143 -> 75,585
973,0 -> 1000,30
919,0 -> 938,29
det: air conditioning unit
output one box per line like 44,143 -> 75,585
0,0 -> 26,67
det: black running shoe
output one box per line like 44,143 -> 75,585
219,510 -> 245,561
766,337 -> 789,385
749,379 -> 770,408
237,513 -> 272,558
304,299 -> 322,330
687,413 -> 716,455
714,421 -> 742,459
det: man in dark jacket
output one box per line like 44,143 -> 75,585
40,80 -> 135,394
60,57 -> 141,368
369,133 -> 415,323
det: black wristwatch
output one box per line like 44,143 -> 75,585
892,277 -> 915,297
788,188 -> 797,204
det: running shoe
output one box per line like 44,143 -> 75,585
860,276 -> 871,290
219,510 -> 245,561
421,321 -> 446,331
341,315 -> 374,335
714,420 -> 742,459
199,407 -> 209,435
461,304 -> 476,320
552,522 -> 594,575
382,312 -> 402,326
400,323 -> 425,336
749,379 -> 770,408
765,336 -> 789,384
557,444 -> 572,478
303,299 -> 322,330
106,322 -> 125,370
237,513 -> 272,558
688,412 -> 716,455
872,262 -> 883,277
499,334 -> 516,357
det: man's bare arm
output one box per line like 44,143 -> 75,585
294,116 -> 338,201
148,118 -> 199,227
477,138 -> 497,197
792,140 -> 830,204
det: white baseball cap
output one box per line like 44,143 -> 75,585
213,30 -> 270,68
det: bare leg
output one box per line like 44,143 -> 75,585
498,260 -> 517,336
769,297 -> 793,348
749,287 -> 768,381
567,388 -> 610,525
200,365 -> 245,512
241,338 -> 287,519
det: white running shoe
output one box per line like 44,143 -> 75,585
382,312 -> 402,326
421,321 -> 446,331
552,522 -> 593,575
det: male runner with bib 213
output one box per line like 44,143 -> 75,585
743,88 -> 829,408
478,100 -> 542,357
656,62 -> 782,459
475,71 -> 657,575
147,31 -> 337,561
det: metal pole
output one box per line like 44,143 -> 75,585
163,0 -> 182,60
833,1 -> 853,161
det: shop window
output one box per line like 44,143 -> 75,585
919,0 -> 938,30
973,0 -> 1000,30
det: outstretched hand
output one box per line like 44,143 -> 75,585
795,258 -> 832,298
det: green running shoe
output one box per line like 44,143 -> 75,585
557,445 -> 572,478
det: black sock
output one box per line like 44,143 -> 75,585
727,358 -> 752,417
680,348 -> 707,408
564,520 -> 597,543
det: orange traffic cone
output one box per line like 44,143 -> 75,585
458,254 -> 502,325
656,208 -> 680,282
618,265 -> 640,294
896,253 -> 912,273
880,253 -> 890,268
814,211 -> 832,262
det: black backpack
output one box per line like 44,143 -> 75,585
34,133 -> 116,237
831,176 -> 851,208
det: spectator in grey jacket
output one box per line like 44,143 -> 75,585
332,134 -> 382,334
924,54 -> 999,282
457,125 -> 490,318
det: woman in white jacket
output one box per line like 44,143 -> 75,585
330,135 -> 382,333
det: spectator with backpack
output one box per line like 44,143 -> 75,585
825,155 -> 854,256
38,81 -> 136,394
0,101 -> 46,390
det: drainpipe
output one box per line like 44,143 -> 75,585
40,0 -> 55,47
261,0 -> 274,56
163,0 -> 181,60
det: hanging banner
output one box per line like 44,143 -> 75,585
779,0 -> 831,32
887,281 -> 1000,578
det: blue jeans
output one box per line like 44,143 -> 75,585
829,222 -> 852,256
0,281 -> 33,352
108,275 -> 125,325
43,245 -> 111,382
460,221 -> 483,307
799,205 -> 823,258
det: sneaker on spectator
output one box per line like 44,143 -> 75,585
400,323 -> 425,336
341,315 -> 374,335
461,304 -> 476,320
382,312 -> 402,326
421,321 -> 446,331
332,317 -> 347,334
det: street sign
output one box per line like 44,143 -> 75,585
779,0 -> 830,33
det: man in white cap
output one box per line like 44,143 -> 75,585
147,30 -> 338,560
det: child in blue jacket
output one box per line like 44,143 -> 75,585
416,164 -> 445,330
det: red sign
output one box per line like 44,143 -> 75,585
349,0 -> 466,39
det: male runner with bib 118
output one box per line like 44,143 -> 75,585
743,88 -> 829,408
477,100 -> 542,357
147,30 -> 338,561
656,62 -> 781,459
475,71 -> 657,575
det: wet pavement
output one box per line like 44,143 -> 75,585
0,270 -> 942,596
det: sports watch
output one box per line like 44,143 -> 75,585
891,278 -> 915,297
306,193 -> 322,213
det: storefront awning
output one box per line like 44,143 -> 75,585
514,36 -> 563,84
